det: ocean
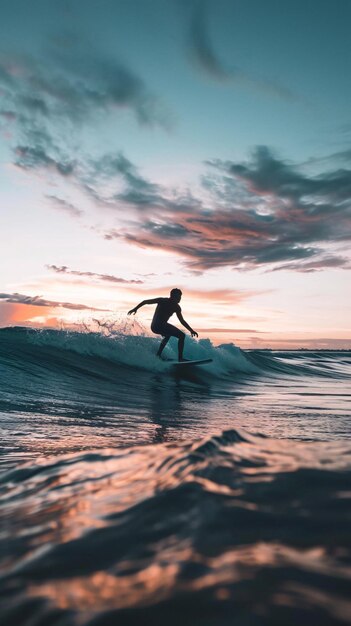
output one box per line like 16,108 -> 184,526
0,326 -> 350,625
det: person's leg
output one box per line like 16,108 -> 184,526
178,333 -> 185,361
157,335 -> 170,358
155,324 -> 186,361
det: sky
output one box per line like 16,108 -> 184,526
1,0 -> 351,348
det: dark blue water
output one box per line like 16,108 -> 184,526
0,327 -> 350,625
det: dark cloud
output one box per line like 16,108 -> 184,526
7,117 -> 77,179
302,148 -> 351,168
89,152 -> 161,207
271,255 -> 351,273
222,145 -> 351,204
15,145 -> 75,176
188,0 -> 232,81
82,151 -> 203,218
106,146 -> 351,272
45,195 -> 83,218
46,265 -> 143,284
0,293 -> 108,311
119,206 -> 320,271
186,0 -> 296,100
0,47 -> 166,129
47,47 -> 166,126
0,110 -> 17,121
0,41 -> 170,187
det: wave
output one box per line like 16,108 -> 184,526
0,326 -> 259,381
0,327 -> 261,429
1,327 -> 350,385
1,428 -> 351,625
1,326 -> 350,447
247,347 -> 351,378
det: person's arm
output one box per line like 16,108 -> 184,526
128,298 -> 161,315
176,307 -> 198,337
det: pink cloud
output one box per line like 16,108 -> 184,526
122,284 -> 259,304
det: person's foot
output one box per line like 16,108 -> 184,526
178,357 -> 190,362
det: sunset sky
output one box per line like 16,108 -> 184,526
1,0 -> 351,348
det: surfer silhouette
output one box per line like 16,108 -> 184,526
128,288 -> 198,361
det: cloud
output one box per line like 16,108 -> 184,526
0,39 -> 170,188
0,110 -> 17,121
271,255 -> 351,273
4,55 -> 350,282
188,0 -> 232,81
122,284 -> 257,305
15,145 -> 75,176
45,195 -> 83,218
87,152 -> 162,208
108,145 -> 351,272
46,265 -> 144,284
3,56 -> 175,216
0,46 -> 167,130
179,287 -> 256,303
197,327 -> 266,333
0,293 -> 109,311
222,145 -> 351,204
79,151 -> 203,223
186,0 -> 296,100
48,46 -> 166,126
119,211 -> 318,271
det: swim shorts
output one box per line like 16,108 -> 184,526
151,322 -> 184,339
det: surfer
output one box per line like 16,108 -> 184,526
128,288 -> 198,361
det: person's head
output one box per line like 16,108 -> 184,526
170,288 -> 182,303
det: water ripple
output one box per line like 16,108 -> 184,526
1,429 -> 351,625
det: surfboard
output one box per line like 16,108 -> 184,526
169,358 -> 213,368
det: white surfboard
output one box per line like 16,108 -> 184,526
169,358 -> 213,368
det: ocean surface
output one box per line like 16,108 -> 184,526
0,326 -> 350,625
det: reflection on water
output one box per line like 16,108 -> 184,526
1,431 -> 351,625
1,368 -> 350,467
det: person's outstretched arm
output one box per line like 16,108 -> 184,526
176,308 -> 198,337
128,298 -> 161,315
